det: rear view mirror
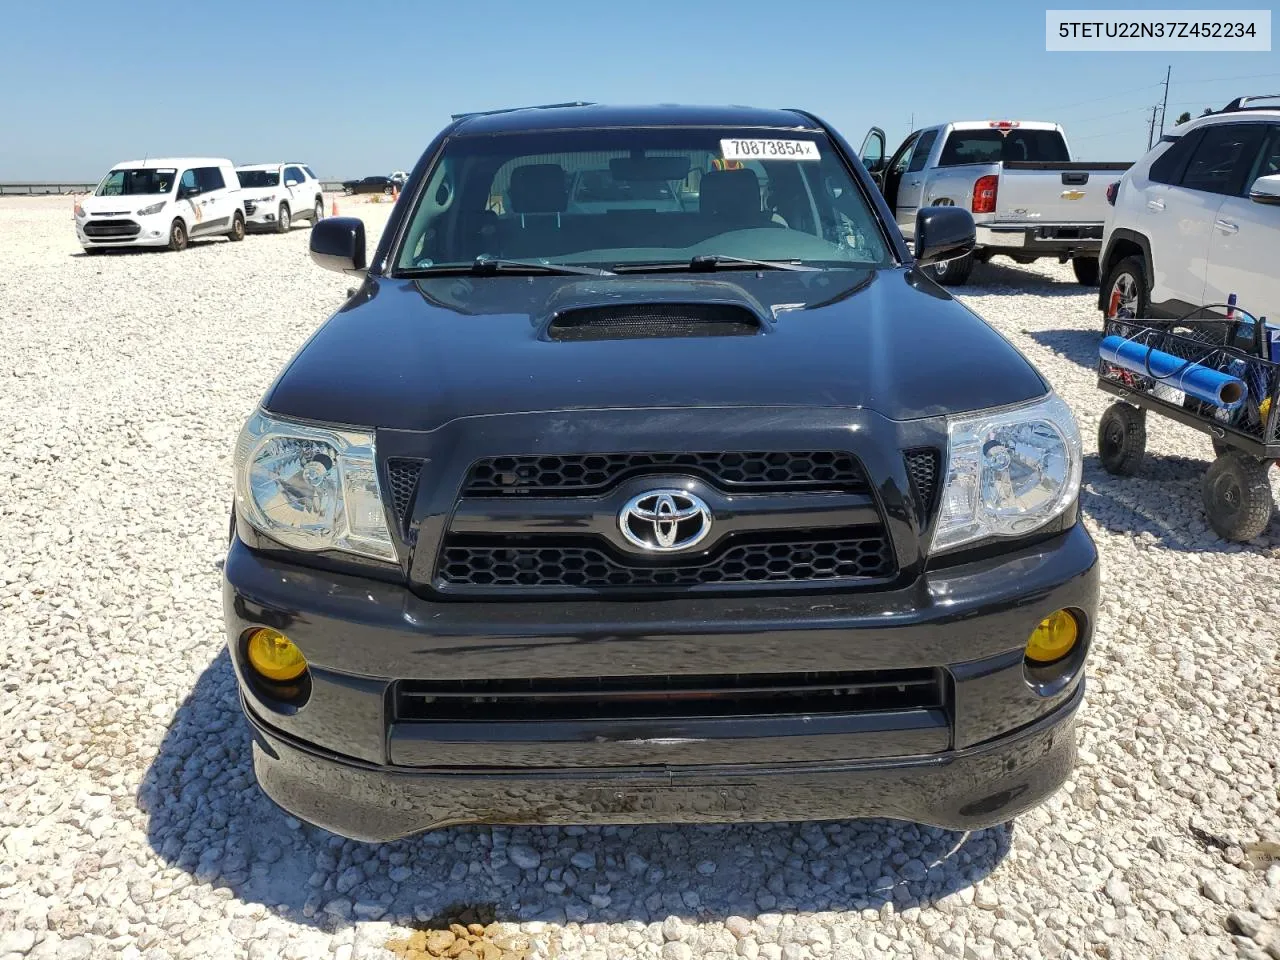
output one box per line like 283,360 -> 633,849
1249,173 -> 1280,205
914,206 -> 976,266
609,156 -> 691,181
310,216 -> 367,275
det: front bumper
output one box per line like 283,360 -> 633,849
243,199 -> 279,226
77,214 -> 171,247
223,521 -> 1098,839
976,224 -> 1103,257
246,687 -> 1080,841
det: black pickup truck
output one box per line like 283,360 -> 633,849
224,103 -> 1098,841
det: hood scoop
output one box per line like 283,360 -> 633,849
546,302 -> 765,341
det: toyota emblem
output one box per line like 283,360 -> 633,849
618,489 -> 712,553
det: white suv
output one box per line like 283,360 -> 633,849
235,162 -> 325,233
1099,96 -> 1280,323
76,157 -> 245,253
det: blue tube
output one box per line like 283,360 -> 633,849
1100,335 -> 1247,410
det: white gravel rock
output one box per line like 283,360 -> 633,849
1,202 -> 1278,960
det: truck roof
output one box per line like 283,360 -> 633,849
946,121 -> 1062,132
235,162 -> 310,170
451,103 -> 824,135
109,157 -> 232,169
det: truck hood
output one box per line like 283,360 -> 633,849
79,194 -> 170,216
265,267 -> 1047,431
239,186 -> 283,202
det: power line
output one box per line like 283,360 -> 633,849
1073,104 -> 1153,124
1047,83 -> 1163,114
1171,71 -> 1280,86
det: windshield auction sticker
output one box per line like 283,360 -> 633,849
1046,9 -> 1270,50
720,139 -> 820,161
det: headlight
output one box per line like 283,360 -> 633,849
258,194 -> 276,203
74,204 -> 87,218
136,201 -> 166,216
234,410 -> 397,562
931,392 -> 1081,553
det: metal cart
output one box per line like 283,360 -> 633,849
1096,302 -> 1279,541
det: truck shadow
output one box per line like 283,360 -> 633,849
1025,328 -> 1101,372
1080,454 -> 1279,553
964,260 -> 1090,296
138,651 -> 1011,933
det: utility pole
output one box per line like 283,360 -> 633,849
1158,65 -> 1172,136
1147,104 -> 1159,150
908,112 -> 914,133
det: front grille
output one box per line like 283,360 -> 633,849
395,668 -> 945,722
83,219 -> 140,238
244,200 -> 257,214
548,303 -> 762,341
438,529 -> 892,590
905,448 -> 941,516
463,451 -> 869,497
385,458 -> 423,528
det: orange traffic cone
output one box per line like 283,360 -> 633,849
331,197 -> 339,217
393,184 -> 399,200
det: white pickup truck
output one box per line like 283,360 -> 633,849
859,120 -> 1131,285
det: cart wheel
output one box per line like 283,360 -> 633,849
1098,403 -> 1146,475
1202,452 -> 1274,541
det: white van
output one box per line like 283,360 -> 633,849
76,157 -> 245,253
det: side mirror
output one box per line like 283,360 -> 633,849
863,157 -> 886,174
914,206 -> 976,266
310,216 -> 367,275
285,179 -> 300,187
178,186 -> 200,200
1248,173 -> 1280,205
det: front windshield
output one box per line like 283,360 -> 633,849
237,169 -> 280,188
95,168 -> 176,196
395,128 -> 892,272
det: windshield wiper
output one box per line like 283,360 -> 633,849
398,257 -> 614,278
613,254 -> 820,274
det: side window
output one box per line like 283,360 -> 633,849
1245,126 -> 1280,184
1148,130 -> 1202,185
1179,123 -> 1266,196
907,130 -> 939,173
302,165 -> 318,180
285,166 -> 305,185
889,133 -> 920,176
197,167 -> 225,192
179,169 -> 199,194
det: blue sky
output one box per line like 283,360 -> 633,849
2,0 -> 1277,180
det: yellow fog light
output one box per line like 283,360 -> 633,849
246,628 -> 307,682
1025,610 -> 1079,664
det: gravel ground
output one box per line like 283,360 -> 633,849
1,194 -> 1278,960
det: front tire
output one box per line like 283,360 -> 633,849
1072,256 -> 1100,286
928,251 -> 974,286
1098,402 -> 1147,476
384,185 -> 394,196
1102,255 -> 1149,322
167,219 -> 188,252
312,198 -> 324,223
1202,452 -> 1273,541
228,212 -> 245,242
276,204 -> 291,234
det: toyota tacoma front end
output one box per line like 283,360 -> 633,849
223,103 -> 1098,841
